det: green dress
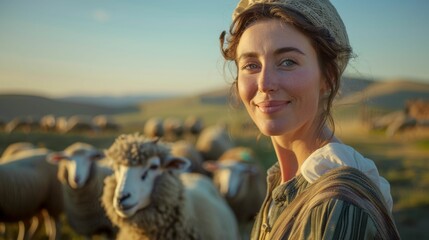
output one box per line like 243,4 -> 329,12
251,163 -> 399,240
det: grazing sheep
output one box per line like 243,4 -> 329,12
1,142 -> 36,160
170,140 -> 208,176
5,117 -> 40,133
203,147 -> 267,239
1,143 -> 55,239
47,142 -> 117,239
40,114 -> 57,132
92,115 -> 120,132
63,115 -> 96,133
162,117 -> 184,142
143,117 -> 164,138
55,116 -> 68,133
195,124 -> 234,161
184,116 -> 204,135
101,133 -> 239,240
0,148 -> 63,240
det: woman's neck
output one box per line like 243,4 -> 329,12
271,126 -> 336,183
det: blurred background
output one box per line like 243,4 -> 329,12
1,0 -> 428,239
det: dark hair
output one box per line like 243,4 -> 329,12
220,3 -> 352,139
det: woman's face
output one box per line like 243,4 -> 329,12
236,19 -> 325,137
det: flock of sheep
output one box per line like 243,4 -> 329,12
0,116 -> 267,240
0,114 -> 120,134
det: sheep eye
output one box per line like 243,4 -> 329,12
149,164 -> 159,170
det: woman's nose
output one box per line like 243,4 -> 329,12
257,66 -> 278,93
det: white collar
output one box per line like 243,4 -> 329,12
300,142 -> 393,212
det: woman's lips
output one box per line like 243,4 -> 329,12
255,100 -> 291,114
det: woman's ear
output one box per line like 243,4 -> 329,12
319,78 -> 331,99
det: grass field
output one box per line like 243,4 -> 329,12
1,99 -> 428,239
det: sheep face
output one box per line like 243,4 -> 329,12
111,155 -> 190,219
204,160 -> 257,199
47,143 -> 104,189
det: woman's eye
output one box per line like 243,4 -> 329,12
280,59 -> 296,67
241,63 -> 259,70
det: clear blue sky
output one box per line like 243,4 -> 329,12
1,0 -> 428,97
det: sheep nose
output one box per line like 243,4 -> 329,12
118,192 -> 131,204
74,176 -> 80,184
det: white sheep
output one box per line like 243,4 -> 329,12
92,115 -> 120,132
47,142 -> 118,239
143,117 -> 164,138
1,143 -> 57,240
1,142 -> 36,160
101,133 -> 239,240
169,140 -> 208,176
63,115 -> 96,133
203,147 -> 267,239
40,114 -> 57,132
184,115 -> 204,135
195,124 -> 234,161
162,117 -> 184,142
0,148 -> 64,240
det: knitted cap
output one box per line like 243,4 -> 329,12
233,0 -> 350,73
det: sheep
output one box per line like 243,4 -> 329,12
1,144 -> 64,239
1,142 -> 36,160
143,117 -> 164,138
55,116 -> 68,133
47,142 -> 118,239
182,116 -> 204,143
0,148 -> 63,240
40,114 -> 57,132
63,115 -> 96,133
184,116 -> 204,136
162,117 -> 184,142
169,140 -> 208,176
5,117 -> 40,133
101,133 -> 240,240
203,147 -> 266,239
92,115 -> 120,132
195,124 -> 234,161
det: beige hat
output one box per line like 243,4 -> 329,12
233,0 -> 350,73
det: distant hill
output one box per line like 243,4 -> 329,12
0,94 -> 139,121
58,93 -> 179,107
339,76 -> 375,98
337,79 -> 429,110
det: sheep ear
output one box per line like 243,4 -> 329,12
202,160 -> 220,172
46,152 -> 65,165
164,156 -> 191,173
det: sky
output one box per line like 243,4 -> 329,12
0,0 -> 428,97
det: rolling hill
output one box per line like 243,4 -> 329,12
337,79 -> 429,110
0,94 -> 139,121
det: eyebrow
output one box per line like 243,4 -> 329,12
237,47 -> 305,62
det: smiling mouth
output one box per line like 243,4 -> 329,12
256,101 -> 291,113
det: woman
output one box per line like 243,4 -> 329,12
220,0 -> 400,239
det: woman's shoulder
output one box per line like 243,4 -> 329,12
309,196 -> 379,239
301,142 -> 393,211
